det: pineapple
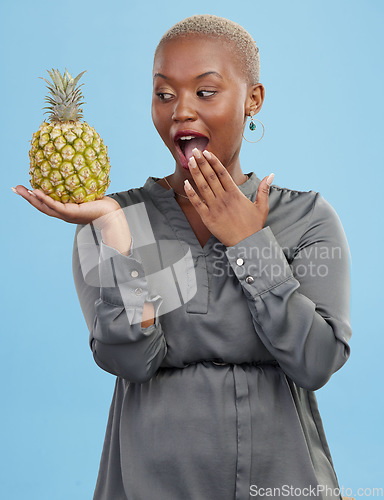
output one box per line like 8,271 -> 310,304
29,69 -> 111,203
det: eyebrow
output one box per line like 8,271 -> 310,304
153,73 -> 168,80
153,71 -> 223,81
196,71 -> 223,80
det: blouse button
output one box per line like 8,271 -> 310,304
131,270 -> 139,278
236,258 -> 244,266
245,276 -> 255,284
134,287 -> 143,295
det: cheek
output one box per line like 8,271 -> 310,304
151,103 -> 166,136
210,105 -> 245,141
213,98 -> 245,126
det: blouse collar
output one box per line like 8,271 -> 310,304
143,171 -> 261,202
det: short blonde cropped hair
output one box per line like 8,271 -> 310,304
155,14 -> 260,84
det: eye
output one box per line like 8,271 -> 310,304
156,92 -> 174,101
197,90 -> 217,98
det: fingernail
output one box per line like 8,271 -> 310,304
192,148 -> 201,159
266,173 -> 275,186
189,156 -> 197,168
202,150 -> 211,160
11,187 -> 20,195
184,179 -> 192,190
28,189 -> 37,197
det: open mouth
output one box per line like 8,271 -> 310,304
175,133 -> 209,166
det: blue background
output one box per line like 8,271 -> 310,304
1,0 -> 383,498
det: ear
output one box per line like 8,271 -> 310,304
245,83 -> 265,116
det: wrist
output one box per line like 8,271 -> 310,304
100,211 -> 132,256
223,225 -> 264,248
93,207 -> 124,231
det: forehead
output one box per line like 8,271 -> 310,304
153,35 -> 246,82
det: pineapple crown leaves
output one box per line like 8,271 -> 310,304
40,68 -> 87,123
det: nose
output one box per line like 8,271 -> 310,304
172,94 -> 197,123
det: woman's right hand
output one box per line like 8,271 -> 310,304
14,184 -> 133,255
13,184 -> 122,230
14,185 -> 152,324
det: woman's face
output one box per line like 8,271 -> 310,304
152,36 -> 261,171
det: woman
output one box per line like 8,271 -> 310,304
14,14 -> 352,500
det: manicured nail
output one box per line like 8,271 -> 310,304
202,150 -> 211,160
11,187 -> 20,195
266,173 -> 275,186
28,189 -> 37,197
189,156 -> 197,168
192,148 -> 201,159
184,179 -> 192,190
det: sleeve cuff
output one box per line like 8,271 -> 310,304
99,237 -> 134,260
225,226 -> 294,297
99,237 -> 149,307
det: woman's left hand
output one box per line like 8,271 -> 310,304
184,148 -> 274,247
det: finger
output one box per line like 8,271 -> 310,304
28,188 -> 68,218
183,179 -> 209,213
255,173 -> 274,208
30,188 -> 91,222
201,150 -> 238,193
14,185 -> 61,218
188,149 -> 217,201
188,156 -> 215,201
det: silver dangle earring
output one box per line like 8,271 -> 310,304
242,107 -> 265,144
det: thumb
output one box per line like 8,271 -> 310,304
254,172 -> 274,207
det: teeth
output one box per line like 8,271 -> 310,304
179,136 -> 196,141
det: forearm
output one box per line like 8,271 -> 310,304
72,222 -> 164,380
247,275 -> 350,390
141,302 -> 156,328
225,195 -> 352,392
100,209 -> 132,256
92,294 -> 166,382
100,212 -> 154,327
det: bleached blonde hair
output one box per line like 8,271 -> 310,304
154,14 -> 260,84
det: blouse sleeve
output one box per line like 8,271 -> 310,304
224,192 -> 352,391
72,222 -> 167,383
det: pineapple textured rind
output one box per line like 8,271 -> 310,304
28,69 -> 111,204
29,121 -> 111,204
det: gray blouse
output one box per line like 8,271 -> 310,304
72,172 -> 352,500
